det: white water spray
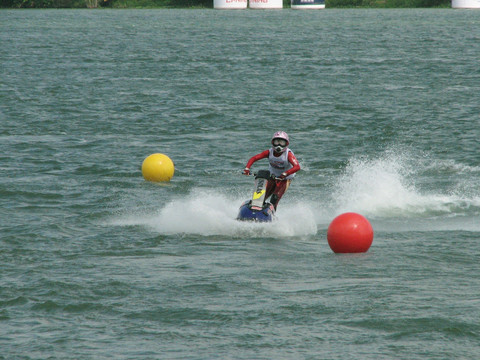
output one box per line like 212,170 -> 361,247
111,151 -> 480,235
111,189 -> 318,238
329,151 -> 480,230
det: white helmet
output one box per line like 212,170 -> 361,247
271,131 -> 289,153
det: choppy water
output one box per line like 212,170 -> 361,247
1,8 -> 480,359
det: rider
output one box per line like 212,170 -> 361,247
242,131 -> 300,210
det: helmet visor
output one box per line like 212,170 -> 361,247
272,139 -> 288,147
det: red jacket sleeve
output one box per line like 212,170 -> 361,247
245,150 -> 270,169
284,151 -> 301,176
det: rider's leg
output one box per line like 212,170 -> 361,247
270,180 -> 291,210
265,179 -> 276,200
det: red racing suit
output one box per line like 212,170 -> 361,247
245,148 -> 300,209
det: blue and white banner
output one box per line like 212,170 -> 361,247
291,0 -> 325,8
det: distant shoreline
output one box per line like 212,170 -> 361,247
0,5 -> 453,8
0,0 -> 452,10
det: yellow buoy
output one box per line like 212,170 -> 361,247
142,153 -> 175,182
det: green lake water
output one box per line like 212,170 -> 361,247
1,8 -> 479,359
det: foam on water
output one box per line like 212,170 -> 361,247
111,151 -> 480,235
112,189 -> 318,238
329,150 -> 480,231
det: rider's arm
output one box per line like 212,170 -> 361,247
282,152 -> 301,177
245,150 -> 270,169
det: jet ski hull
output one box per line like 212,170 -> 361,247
237,200 -> 275,222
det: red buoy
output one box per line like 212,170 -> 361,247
327,212 -> 374,253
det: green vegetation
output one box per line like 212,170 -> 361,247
327,0 -> 449,6
0,0 -> 211,8
0,0 -> 451,9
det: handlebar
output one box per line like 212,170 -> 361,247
242,171 -> 283,181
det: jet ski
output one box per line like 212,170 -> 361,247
237,170 -> 275,222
